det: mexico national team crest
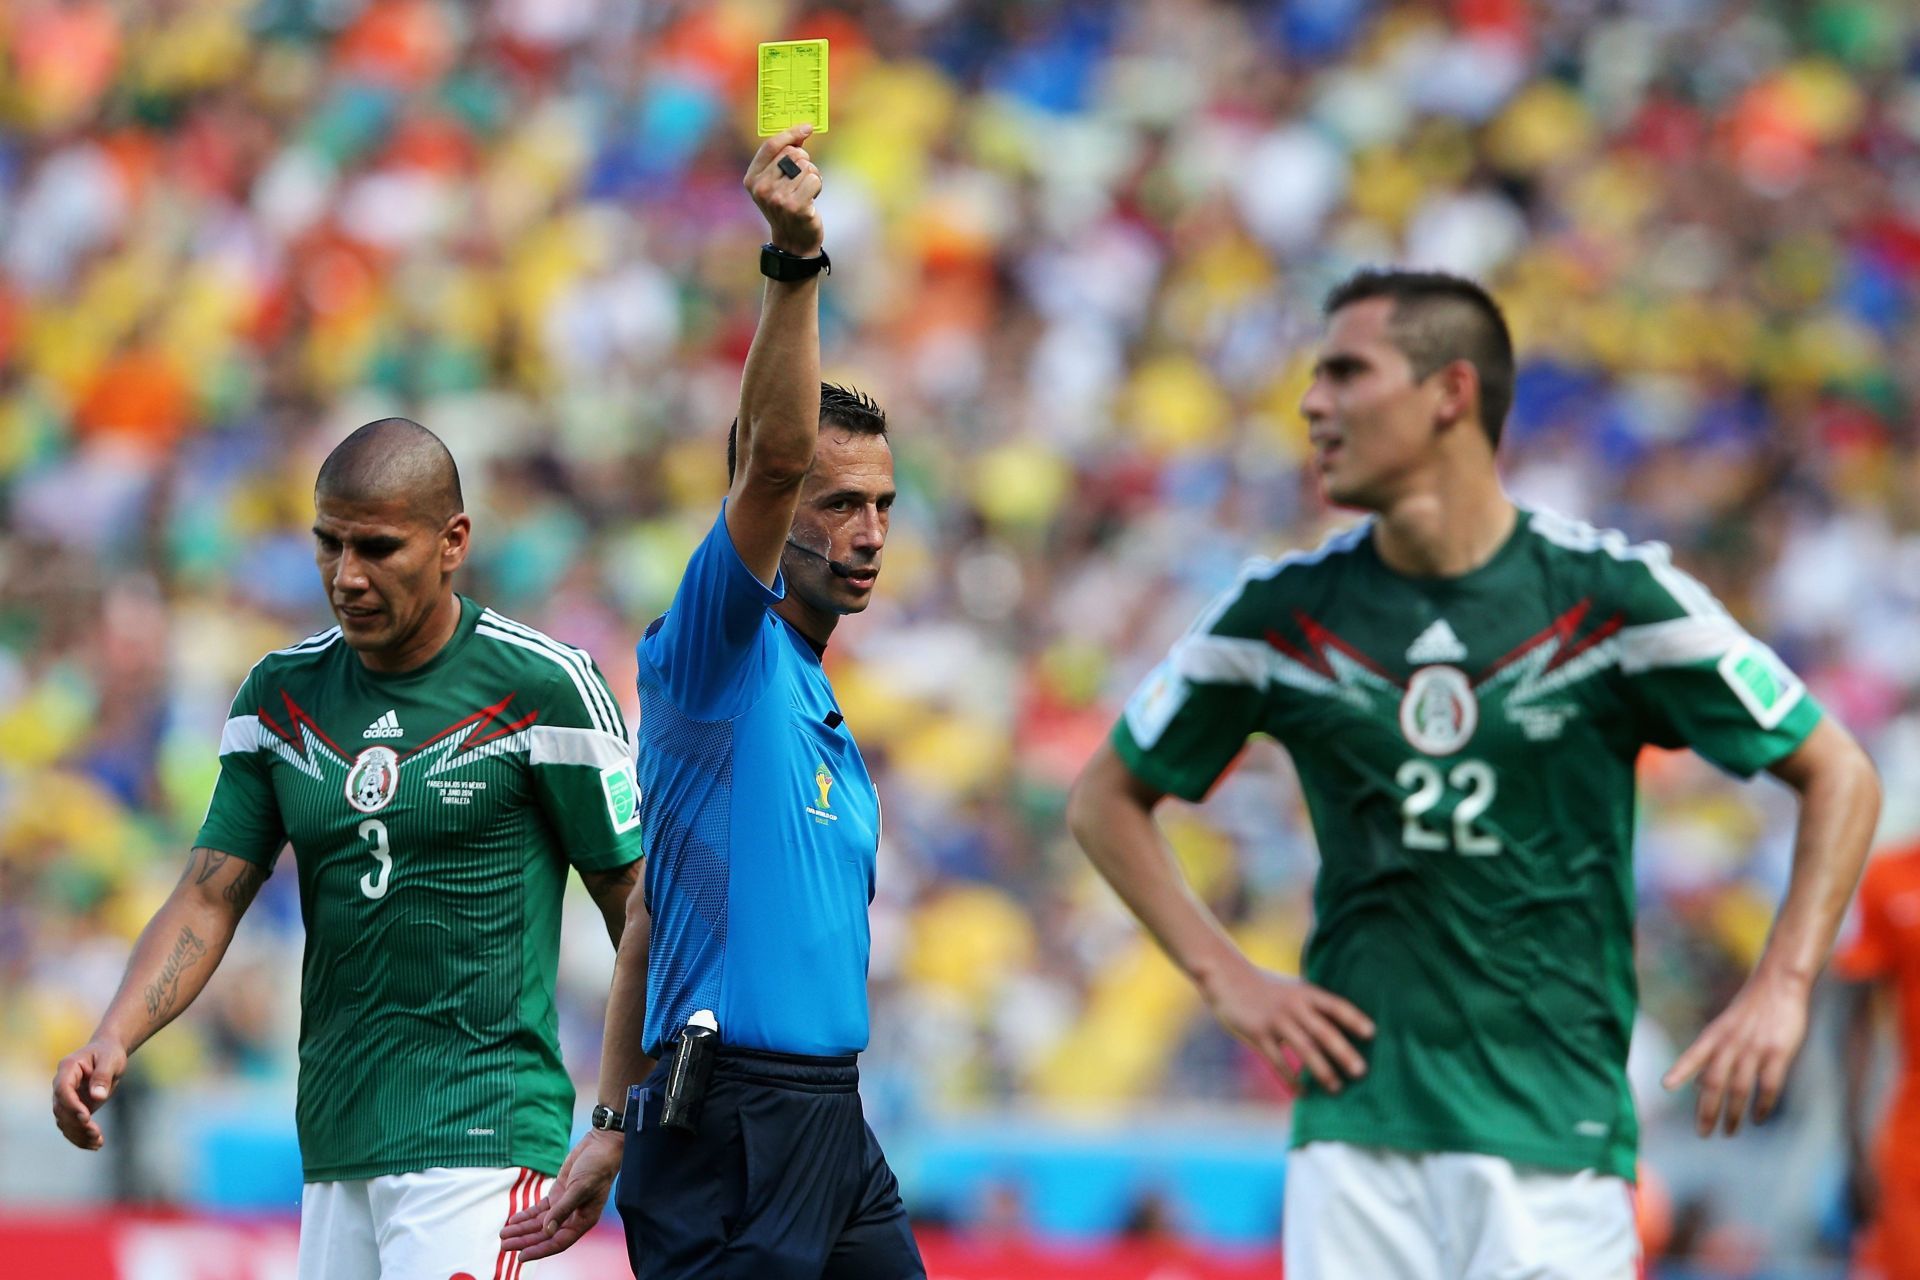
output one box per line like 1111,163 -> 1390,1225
346,746 -> 401,813
1399,665 -> 1478,756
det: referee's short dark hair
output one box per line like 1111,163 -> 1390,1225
1323,269 -> 1515,449
727,383 -> 889,483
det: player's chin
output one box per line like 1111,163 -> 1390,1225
336,612 -> 392,649
1319,472 -> 1372,511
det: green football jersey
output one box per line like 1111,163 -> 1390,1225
196,596 -> 644,1182
1112,509 -> 1821,1180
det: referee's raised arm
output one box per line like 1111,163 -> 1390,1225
728,123 -> 827,587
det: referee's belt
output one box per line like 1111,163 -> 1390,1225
659,1041 -> 860,1090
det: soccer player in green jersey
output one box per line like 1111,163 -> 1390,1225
1068,270 -> 1884,1279
51,419 -> 646,1280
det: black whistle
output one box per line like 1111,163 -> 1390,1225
660,1016 -> 719,1133
824,711 -> 843,729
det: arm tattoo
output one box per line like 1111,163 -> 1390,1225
580,863 -> 641,899
143,926 -> 208,1023
224,860 -> 272,910
580,863 -> 642,944
181,847 -> 270,911
193,847 -> 230,886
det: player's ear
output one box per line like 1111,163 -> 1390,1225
1435,359 -> 1479,434
441,513 -> 472,572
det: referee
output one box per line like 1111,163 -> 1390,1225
501,125 -> 925,1279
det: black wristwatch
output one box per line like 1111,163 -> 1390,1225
761,243 -> 831,282
589,1103 -> 624,1132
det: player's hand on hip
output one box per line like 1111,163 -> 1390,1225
744,124 -> 824,256
500,1129 -> 623,1260
51,1037 -> 128,1150
1201,961 -> 1374,1094
1662,966 -> 1811,1137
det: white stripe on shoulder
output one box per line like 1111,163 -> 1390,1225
1187,520 -> 1371,638
1526,509 -> 1724,619
1617,615 -> 1749,674
233,626 -> 342,695
528,724 -> 635,771
479,609 -> 622,735
273,627 -> 343,656
1167,634 -> 1276,687
218,715 -> 265,756
476,623 -> 618,737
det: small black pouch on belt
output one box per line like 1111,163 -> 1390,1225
659,1015 -> 719,1133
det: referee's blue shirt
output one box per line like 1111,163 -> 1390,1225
635,504 -> 879,1056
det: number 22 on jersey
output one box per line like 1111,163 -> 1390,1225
1397,758 -> 1501,856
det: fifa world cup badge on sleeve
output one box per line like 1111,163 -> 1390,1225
1717,640 -> 1804,730
601,763 -> 642,833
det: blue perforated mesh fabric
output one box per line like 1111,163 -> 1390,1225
637,663 -> 732,1052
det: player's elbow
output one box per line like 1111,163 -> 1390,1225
1065,772 -> 1102,850
1067,750 -> 1140,853
1820,720 -> 1882,811
1849,743 -> 1883,822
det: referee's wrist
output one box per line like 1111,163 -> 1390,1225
589,1099 -> 629,1136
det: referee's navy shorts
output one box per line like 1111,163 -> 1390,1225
614,1046 -> 926,1279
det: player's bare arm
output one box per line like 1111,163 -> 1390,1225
1664,717 -> 1881,1136
579,861 -> 640,948
727,123 -> 826,587
503,865 -> 655,1260
52,845 -> 272,1149
1068,743 -> 1374,1093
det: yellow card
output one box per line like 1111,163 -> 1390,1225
757,39 -> 828,136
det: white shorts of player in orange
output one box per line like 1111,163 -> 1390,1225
1284,1141 -> 1641,1280
298,1166 -> 550,1280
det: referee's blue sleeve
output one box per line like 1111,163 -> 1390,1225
644,502 -> 785,720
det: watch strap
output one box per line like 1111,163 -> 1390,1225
761,243 -> 831,282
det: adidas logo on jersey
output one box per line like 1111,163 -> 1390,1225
363,709 -> 404,740
1406,619 -> 1468,665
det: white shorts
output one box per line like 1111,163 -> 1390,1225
1284,1141 -> 1640,1280
299,1165 -> 550,1280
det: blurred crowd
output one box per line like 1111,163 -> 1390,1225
4,0 -> 1920,1268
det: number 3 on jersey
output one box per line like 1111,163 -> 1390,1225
1397,758 -> 1501,856
359,818 -> 393,898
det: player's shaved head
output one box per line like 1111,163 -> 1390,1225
315,418 -> 465,525
1324,270 -> 1515,448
